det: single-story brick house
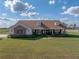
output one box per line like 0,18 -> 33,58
9,20 -> 66,36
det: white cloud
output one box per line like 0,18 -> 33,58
4,0 -> 34,13
49,0 -> 67,5
2,13 -> 7,16
0,17 -> 17,28
59,18 -> 69,22
62,6 -> 66,10
4,0 -> 38,17
0,17 -> 11,21
20,12 -> 39,17
62,6 -> 79,17
4,0 -> 20,13
49,0 -> 56,5
25,3 -> 35,9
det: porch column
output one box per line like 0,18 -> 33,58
52,30 -> 53,35
61,29 -> 65,34
44,30 -> 46,35
42,30 -> 44,34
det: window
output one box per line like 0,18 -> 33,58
17,29 -> 24,35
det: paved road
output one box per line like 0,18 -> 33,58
0,34 -> 8,38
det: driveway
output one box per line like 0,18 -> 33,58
0,34 -> 8,38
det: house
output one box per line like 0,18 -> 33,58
9,20 -> 66,36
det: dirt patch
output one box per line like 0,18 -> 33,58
0,34 -> 8,38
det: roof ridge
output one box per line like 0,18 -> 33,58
18,20 -> 60,22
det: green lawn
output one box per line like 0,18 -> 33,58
0,28 -> 9,34
0,30 -> 79,59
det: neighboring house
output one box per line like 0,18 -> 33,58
9,20 -> 66,36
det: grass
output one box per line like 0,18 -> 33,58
0,28 -> 9,34
0,30 -> 79,59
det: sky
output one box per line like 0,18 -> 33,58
0,0 -> 79,28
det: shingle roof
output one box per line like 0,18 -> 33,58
13,20 -> 65,29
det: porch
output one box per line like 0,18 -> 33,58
32,29 -> 65,35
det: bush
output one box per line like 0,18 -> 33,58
0,38 -> 3,40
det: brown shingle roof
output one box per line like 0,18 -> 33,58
14,20 -> 64,29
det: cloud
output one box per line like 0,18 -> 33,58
62,6 -> 66,10
4,0 -> 34,13
20,12 -> 39,17
49,0 -> 67,5
4,0 -> 20,13
62,6 -> 79,17
0,17 -> 16,28
0,17 -> 11,21
0,17 -> 17,21
2,13 -> 7,16
49,0 -> 56,5
4,0 -> 38,17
